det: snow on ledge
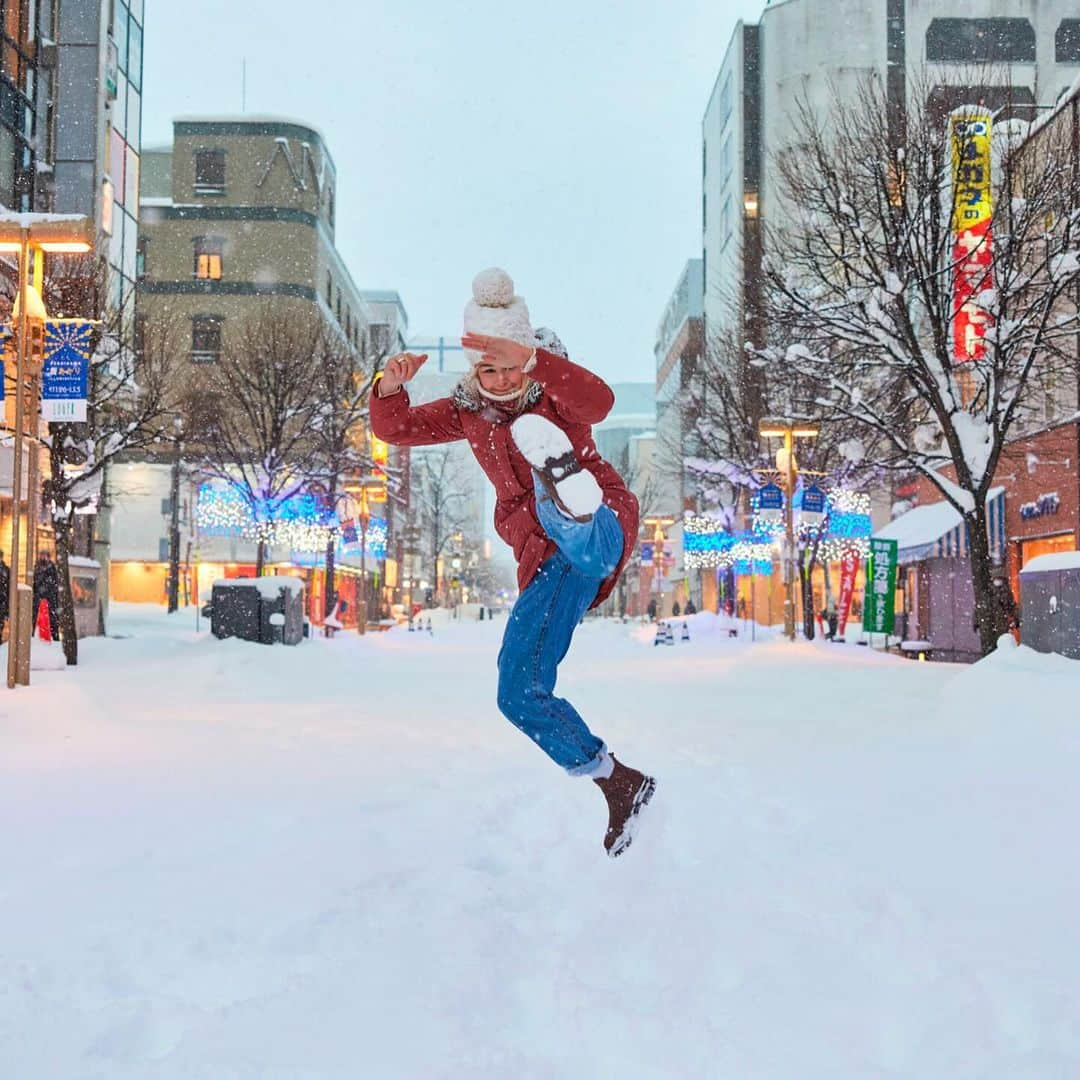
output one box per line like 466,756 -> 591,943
212,575 -> 304,599
1019,551 -> 1080,575
67,556 -> 100,569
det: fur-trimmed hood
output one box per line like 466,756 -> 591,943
452,376 -> 544,417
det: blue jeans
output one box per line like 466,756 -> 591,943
496,495 -> 624,775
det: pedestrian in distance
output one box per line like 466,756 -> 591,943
671,600 -> 681,618
646,597 -> 658,623
32,551 -> 60,639
684,599 -> 696,615
371,268 -> 656,857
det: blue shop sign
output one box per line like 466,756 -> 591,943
758,483 -> 783,511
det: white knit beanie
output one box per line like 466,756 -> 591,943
463,268 -> 535,366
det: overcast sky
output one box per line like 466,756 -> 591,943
143,1 -> 762,384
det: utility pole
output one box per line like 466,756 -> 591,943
167,423 -> 182,613
759,418 -> 819,643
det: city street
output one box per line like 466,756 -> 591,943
4,611 -> 1079,1077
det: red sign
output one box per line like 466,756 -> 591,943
837,549 -> 860,638
952,219 -> 993,363
951,114 -> 993,365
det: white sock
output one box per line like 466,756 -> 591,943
587,751 -> 614,780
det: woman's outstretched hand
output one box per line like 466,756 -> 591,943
461,333 -> 534,368
378,352 -> 428,396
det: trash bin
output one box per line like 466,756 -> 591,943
210,576 -> 305,645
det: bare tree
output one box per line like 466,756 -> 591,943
182,305 -> 323,576
410,445 -> 477,604
307,331 -> 378,619
686,316 -> 883,635
759,75 -> 1080,655
27,261 -> 181,664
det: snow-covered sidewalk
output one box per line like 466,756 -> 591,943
3,606 -> 1080,1077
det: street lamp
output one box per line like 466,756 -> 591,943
345,475 -> 384,635
758,418 -> 819,642
1,213 -> 93,688
642,515 -> 675,617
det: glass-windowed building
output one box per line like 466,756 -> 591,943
53,0 -> 145,312
0,0 -> 57,210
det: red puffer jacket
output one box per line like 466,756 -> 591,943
370,349 -> 639,607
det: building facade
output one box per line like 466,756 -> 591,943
115,117 -> 412,623
0,1 -> 145,612
138,117 -> 363,356
703,0 -> 1080,369
53,0 -> 145,311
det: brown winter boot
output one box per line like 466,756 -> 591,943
594,756 -> 657,858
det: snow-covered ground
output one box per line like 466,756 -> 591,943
4,606 -> 1080,1078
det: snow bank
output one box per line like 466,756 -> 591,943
0,638 -> 67,671
5,608 -> 1080,1075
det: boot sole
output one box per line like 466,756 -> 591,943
510,414 -> 603,519
607,776 -> 657,858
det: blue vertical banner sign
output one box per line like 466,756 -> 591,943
42,320 -> 93,422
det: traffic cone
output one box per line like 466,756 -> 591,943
665,622 -> 675,646
36,600 -> 52,643
653,622 -> 664,646
681,621 -> 690,642
426,617 -> 433,635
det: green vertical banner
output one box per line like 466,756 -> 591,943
863,538 -> 898,635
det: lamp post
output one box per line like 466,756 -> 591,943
758,418 -> 819,642
167,416 -> 183,613
642,515 -> 675,617
346,475 -> 385,636
0,214 -> 93,688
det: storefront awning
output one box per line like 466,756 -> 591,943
875,487 -> 1005,565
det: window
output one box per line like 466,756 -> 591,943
326,271 -> 333,306
194,148 -> 225,195
720,196 -> 733,249
158,537 -> 170,561
326,186 -> 335,227
1057,20 -> 1080,63
721,133 -> 734,186
191,315 -> 223,364
926,18 -> 1036,63
369,323 -> 390,356
135,234 -> 148,278
128,17 -> 143,90
193,235 -> 223,280
718,73 -> 733,128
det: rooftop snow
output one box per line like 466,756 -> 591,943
874,488 -> 1004,556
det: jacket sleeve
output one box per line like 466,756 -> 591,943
526,348 -> 615,424
369,385 -> 465,446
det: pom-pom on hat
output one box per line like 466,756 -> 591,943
463,268 -> 535,366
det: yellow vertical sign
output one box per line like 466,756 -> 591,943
950,113 -> 993,366
951,113 -> 992,232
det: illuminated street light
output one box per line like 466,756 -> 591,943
1,213 -> 93,688
758,418 -> 820,642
